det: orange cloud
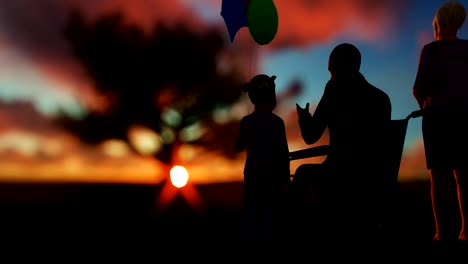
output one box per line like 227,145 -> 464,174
0,101 -> 58,134
0,152 -> 162,184
0,0 -> 203,58
0,100 -> 163,183
270,0 -> 406,49
0,129 -> 164,184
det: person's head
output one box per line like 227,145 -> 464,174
433,0 -> 466,40
243,74 -> 277,111
328,43 -> 361,79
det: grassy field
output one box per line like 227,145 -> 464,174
0,179 -> 465,255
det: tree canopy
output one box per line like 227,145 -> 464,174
57,10 -> 246,164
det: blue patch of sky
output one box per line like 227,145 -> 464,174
0,52 -> 86,119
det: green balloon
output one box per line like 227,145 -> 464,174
247,0 -> 278,45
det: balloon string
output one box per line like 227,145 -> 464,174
250,37 -> 253,78
243,29 -> 253,80
242,29 -> 251,80
248,30 -> 255,79
241,29 -> 254,113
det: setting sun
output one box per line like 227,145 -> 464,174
170,165 -> 189,188
156,164 -> 203,215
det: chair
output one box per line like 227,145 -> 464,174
287,110 -> 423,239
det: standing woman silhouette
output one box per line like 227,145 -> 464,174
412,0 -> 468,241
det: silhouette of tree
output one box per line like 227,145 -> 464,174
55,9 -> 247,165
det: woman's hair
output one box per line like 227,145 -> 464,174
243,74 -> 276,105
433,0 -> 466,31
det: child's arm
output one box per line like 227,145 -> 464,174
234,119 -> 246,152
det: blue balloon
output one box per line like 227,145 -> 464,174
220,0 -> 250,42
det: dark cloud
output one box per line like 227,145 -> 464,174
0,0 -> 207,100
0,0 -> 203,59
0,0 -> 70,57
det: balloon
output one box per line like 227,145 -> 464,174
247,0 -> 278,45
220,0 -> 250,42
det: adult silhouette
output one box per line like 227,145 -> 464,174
412,0 -> 468,242
291,43 -> 392,238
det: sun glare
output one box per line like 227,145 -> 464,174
155,164 -> 204,216
170,165 -> 189,188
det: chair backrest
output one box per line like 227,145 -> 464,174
380,110 -> 423,185
382,118 -> 410,185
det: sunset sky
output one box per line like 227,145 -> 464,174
0,0 -> 466,184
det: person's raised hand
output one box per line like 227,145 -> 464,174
296,103 -> 310,118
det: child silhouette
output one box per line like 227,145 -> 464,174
235,74 -> 291,240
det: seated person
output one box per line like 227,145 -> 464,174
291,43 -> 392,237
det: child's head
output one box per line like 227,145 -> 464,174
243,74 -> 277,111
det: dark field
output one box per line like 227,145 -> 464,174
0,179 -> 466,256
